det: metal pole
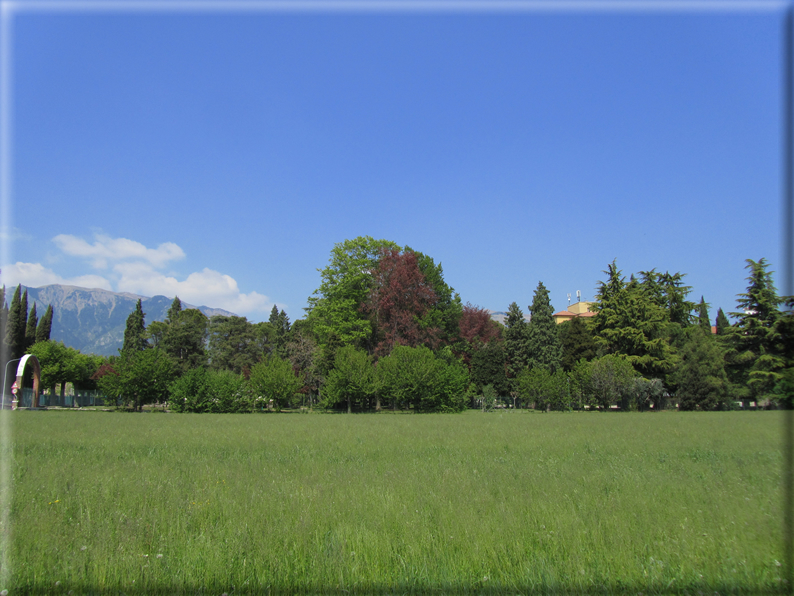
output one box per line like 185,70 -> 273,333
2,357 -> 21,410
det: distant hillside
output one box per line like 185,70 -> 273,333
487,310 -> 530,326
16,285 -> 236,356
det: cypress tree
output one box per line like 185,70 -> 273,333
715,308 -> 730,335
526,281 -> 562,373
36,305 -> 53,343
25,303 -> 38,351
20,290 -> 28,350
121,299 -> 148,354
4,285 -> 25,360
697,296 -> 711,334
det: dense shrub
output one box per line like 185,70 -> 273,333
377,345 -> 468,412
169,367 -> 249,413
322,346 -> 378,412
248,356 -> 303,412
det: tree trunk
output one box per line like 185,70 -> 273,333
348,394 -> 351,414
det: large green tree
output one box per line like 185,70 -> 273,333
591,261 -> 674,380
207,315 -> 262,374
377,345 -> 467,412
558,316 -> 597,372
163,308 -> 209,375
469,340 -> 509,397
671,328 -> 732,411
97,347 -> 175,411
306,236 -> 399,350
322,346 -> 378,412
248,356 -> 302,411
526,281 -> 562,373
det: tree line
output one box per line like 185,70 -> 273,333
8,236 -> 794,412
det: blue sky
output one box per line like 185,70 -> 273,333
0,2 -> 785,323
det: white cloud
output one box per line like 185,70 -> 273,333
53,233 -> 185,269
113,262 -> 271,314
2,233 -> 274,316
0,262 -> 112,291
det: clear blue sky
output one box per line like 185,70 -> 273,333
1,3 -> 786,323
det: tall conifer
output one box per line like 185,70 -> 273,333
36,305 -> 53,343
526,282 -> 562,373
715,308 -> 730,335
122,299 -> 148,354
697,296 -> 711,334
25,303 -> 38,351
728,258 -> 785,402
4,285 -> 25,360
503,302 -> 529,378
166,296 -> 182,324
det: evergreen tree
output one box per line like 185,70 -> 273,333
697,296 -> 711,334
269,305 -> 292,356
672,329 -> 732,410
559,316 -> 597,371
25,303 -> 38,351
729,258 -> 785,403
715,308 -> 730,335
470,340 -> 509,396
4,285 -> 26,360
592,262 -> 674,380
36,304 -> 53,343
121,299 -> 148,354
166,296 -> 182,324
526,281 -> 562,373
503,302 -> 529,378
0,286 -> 6,356
20,290 -> 28,352
163,308 -> 209,375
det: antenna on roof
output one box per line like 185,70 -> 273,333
567,293 -> 571,307
576,290 -> 581,303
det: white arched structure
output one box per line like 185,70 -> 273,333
13,354 -> 42,409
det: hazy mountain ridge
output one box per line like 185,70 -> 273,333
16,285 -> 236,356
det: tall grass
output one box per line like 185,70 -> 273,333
2,410 -> 785,594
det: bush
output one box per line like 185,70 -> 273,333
377,345 -> 468,412
248,356 -> 303,412
169,368 -> 249,413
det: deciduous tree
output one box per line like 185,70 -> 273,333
306,236 -> 399,349
364,248 -> 440,357
248,356 -> 302,411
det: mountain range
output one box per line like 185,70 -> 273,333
16,285 -> 236,356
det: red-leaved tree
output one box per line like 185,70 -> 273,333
364,248 -> 441,357
459,302 -> 503,345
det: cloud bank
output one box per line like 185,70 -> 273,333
3,233 -> 273,316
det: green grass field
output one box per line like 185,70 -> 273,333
0,410 -> 785,594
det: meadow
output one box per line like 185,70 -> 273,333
0,410 -> 785,595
